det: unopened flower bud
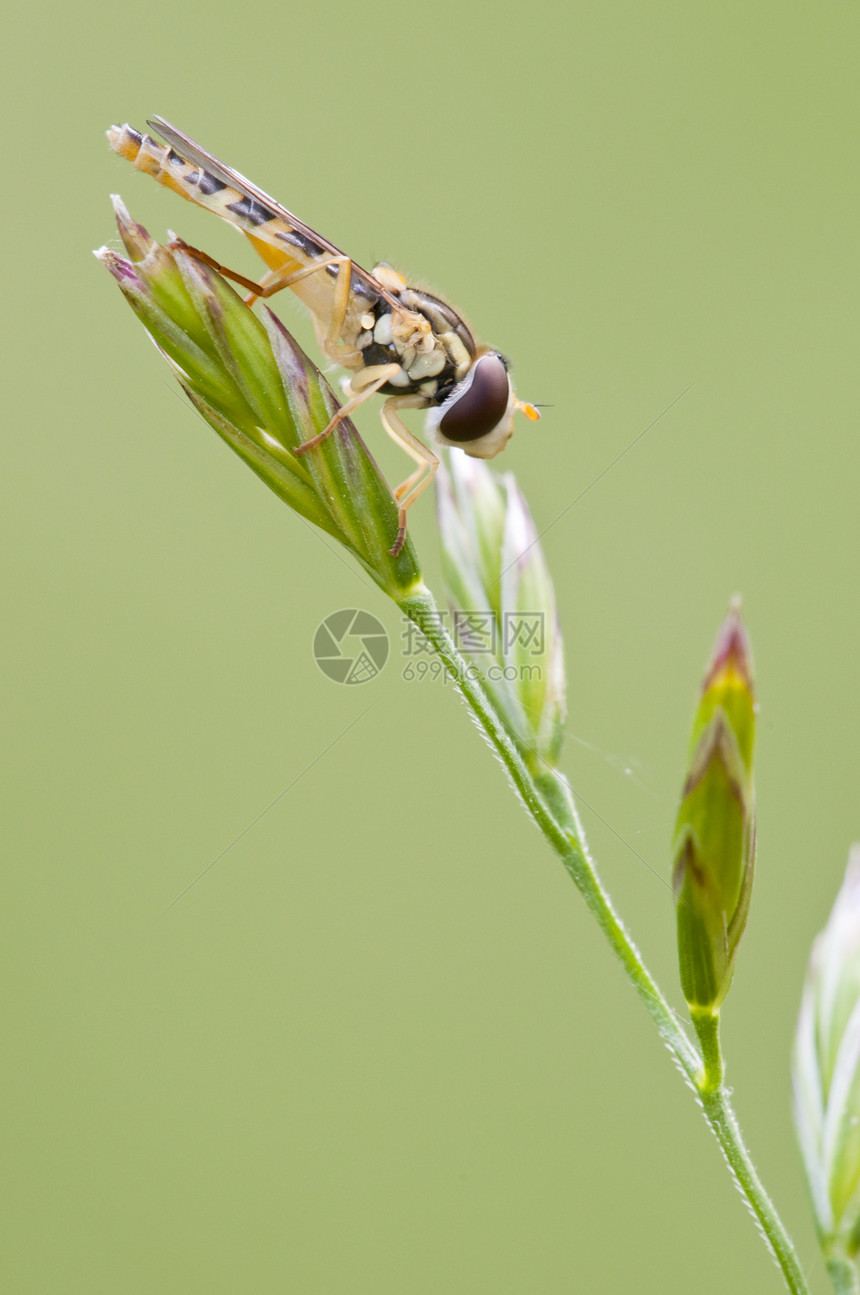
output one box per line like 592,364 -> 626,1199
436,453 -> 566,773
672,601 -> 755,1015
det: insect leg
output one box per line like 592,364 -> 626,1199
307,313 -> 363,368
253,255 -> 359,362
379,396 -> 439,556
169,237 -> 354,326
248,253 -> 350,311
292,364 -> 403,455
167,238 -> 264,296
168,239 -> 362,364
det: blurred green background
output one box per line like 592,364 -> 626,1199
3,1 -> 858,1290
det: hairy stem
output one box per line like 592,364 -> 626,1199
400,588 -> 809,1295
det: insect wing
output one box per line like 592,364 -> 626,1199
146,118 -> 399,310
148,119 -> 333,253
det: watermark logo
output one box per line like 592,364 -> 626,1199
313,609 -> 389,685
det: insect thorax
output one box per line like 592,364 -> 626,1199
355,287 -> 477,403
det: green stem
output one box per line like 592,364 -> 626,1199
697,1058 -> 810,1295
692,1010 -> 725,1092
400,589 -> 809,1295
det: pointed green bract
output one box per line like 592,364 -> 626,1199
672,601 -> 755,1015
436,453 -> 566,774
95,197 -> 423,601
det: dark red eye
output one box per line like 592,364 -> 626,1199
438,354 -> 511,443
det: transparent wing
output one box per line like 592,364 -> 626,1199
147,117 -> 399,309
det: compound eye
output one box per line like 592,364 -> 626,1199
438,354 -> 511,443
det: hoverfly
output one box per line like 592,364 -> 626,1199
108,118 -> 539,554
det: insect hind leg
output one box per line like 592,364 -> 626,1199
168,238 -> 358,361
167,237 -> 265,297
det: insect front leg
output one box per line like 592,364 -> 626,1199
292,364 -> 403,455
379,396 -> 439,556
